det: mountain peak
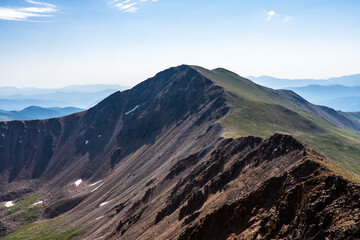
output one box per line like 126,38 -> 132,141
0,65 -> 359,239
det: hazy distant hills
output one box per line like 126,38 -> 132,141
0,106 -> 84,121
286,85 -> 360,112
0,84 -> 128,96
248,74 -> 360,112
0,84 -> 129,111
248,74 -> 360,88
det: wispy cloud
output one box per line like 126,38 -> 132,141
266,10 -> 292,23
266,10 -> 277,21
0,0 -> 57,21
110,0 -> 157,13
26,0 -> 55,8
283,16 -> 292,22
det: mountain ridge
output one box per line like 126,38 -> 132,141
0,65 -> 359,239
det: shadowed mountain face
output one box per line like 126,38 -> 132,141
0,65 -> 359,239
0,66 -> 228,184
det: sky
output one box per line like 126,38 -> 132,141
0,0 -> 360,88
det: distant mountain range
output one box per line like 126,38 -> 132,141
286,85 -> 360,112
0,106 -> 84,121
0,84 -> 129,111
0,84 -> 129,96
248,74 -> 360,112
248,74 -> 360,88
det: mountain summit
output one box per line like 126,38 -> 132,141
0,65 -> 359,239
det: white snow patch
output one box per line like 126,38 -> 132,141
85,140 -> 89,145
125,105 -> 140,115
33,201 -> 43,206
75,179 -> 82,186
96,216 -> 104,220
90,180 -> 102,187
98,135 -> 102,138
91,183 -> 104,192
99,200 -> 112,207
5,201 -> 14,207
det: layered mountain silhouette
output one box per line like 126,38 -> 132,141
248,75 -> 360,112
248,74 -> 360,88
0,106 -> 84,121
0,65 -> 359,239
286,85 -> 360,112
0,84 -> 128,111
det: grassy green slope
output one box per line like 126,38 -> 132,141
0,220 -> 81,240
193,66 -> 360,180
0,195 -> 81,240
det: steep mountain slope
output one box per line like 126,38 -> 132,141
0,106 -> 84,121
194,66 -> 360,178
0,66 -> 229,236
0,65 -> 227,185
0,65 -> 359,239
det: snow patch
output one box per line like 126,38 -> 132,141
90,180 -> 102,187
85,140 -> 89,145
5,201 -> 14,207
96,216 -> 104,220
33,201 -> 43,206
91,183 -> 104,192
125,105 -> 140,115
99,200 -> 112,207
75,179 -> 82,186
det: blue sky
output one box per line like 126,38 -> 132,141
0,0 -> 360,88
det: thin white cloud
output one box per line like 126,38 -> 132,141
115,2 -> 138,13
266,10 -> 277,21
0,0 -> 57,21
26,0 -> 55,8
266,10 -> 292,23
283,16 -> 292,22
110,0 -> 157,13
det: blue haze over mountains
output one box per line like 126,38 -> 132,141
248,74 -> 360,112
0,84 -> 129,111
0,84 -> 129,120
1,73 -> 359,121
0,106 -> 84,121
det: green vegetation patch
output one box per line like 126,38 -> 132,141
0,195 -> 42,224
0,220 -> 81,240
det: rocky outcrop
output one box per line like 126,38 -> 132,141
107,133 -> 360,240
179,163 -> 360,240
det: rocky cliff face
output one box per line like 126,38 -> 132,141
0,65 -> 359,239
93,134 -> 358,240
